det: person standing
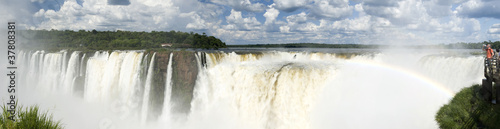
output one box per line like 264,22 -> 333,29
486,44 -> 494,60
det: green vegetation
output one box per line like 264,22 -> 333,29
418,41 -> 500,49
436,84 -> 500,128
227,41 -> 500,49
227,43 -> 381,48
19,29 -> 226,50
1,104 -> 62,129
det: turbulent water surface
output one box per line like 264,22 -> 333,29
10,48 -> 483,129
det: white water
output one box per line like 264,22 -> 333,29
311,52 -> 482,129
62,51 -> 81,94
141,53 -> 156,124
187,51 -> 483,129
12,49 -> 484,129
190,52 -> 337,129
418,55 -> 483,92
160,53 -> 174,121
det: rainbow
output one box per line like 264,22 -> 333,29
345,59 -> 456,97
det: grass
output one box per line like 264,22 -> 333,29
1,104 -> 62,129
436,84 -> 500,128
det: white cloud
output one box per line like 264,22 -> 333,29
183,12 -> 208,30
273,0 -> 353,20
456,0 -> 500,19
263,4 -> 284,32
280,26 -> 291,33
274,0 -> 309,12
286,12 -> 308,24
33,0 -> 181,30
30,0 -> 226,33
307,0 -> 352,20
13,0 -> 500,44
1,0 -> 39,30
224,9 -> 262,31
488,24 -> 500,34
261,0 -> 485,44
423,0 -> 453,17
263,4 -> 280,25
363,0 -> 398,7
331,15 -> 372,31
488,23 -> 500,41
211,0 -> 266,12
108,0 -> 130,5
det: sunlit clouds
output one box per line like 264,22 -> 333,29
3,0 -> 500,44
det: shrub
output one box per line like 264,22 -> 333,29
436,84 -> 500,128
0,104 -> 62,129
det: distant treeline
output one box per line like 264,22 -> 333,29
228,41 -> 500,49
227,43 -> 380,48
19,29 -> 226,50
417,41 -> 500,49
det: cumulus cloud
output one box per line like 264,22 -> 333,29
211,0 -> 266,12
0,0 -> 37,29
274,0 -> 309,12
363,0 -> 399,7
307,0 -> 352,20
273,0 -> 353,20
263,4 -> 284,32
264,4 -> 280,25
488,24 -> 500,34
7,0 -> 498,44
107,0 -> 130,5
286,12 -> 308,24
423,0 -> 453,17
224,9 -> 262,31
488,23 -> 500,40
209,0 -> 488,44
30,0 -> 226,33
456,0 -> 500,19
182,12 -> 208,30
362,0 -> 430,26
33,0 -> 176,30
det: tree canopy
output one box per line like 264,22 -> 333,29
18,29 -> 226,50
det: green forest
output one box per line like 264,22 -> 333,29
425,41 -> 500,49
17,29 -> 500,50
227,43 -> 380,48
227,41 -> 500,49
18,29 -> 226,50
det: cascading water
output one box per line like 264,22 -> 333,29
418,55 -> 483,92
141,53 -> 156,124
188,51 -> 484,129
62,51 -> 81,94
160,53 -> 174,121
13,49 -> 485,129
84,51 -> 145,120
190,52 -> 338,129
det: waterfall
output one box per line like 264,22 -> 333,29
62,51 -> 81,94
80,53 -> 86,76
141,53 -> 156,124
14,49 -> 486,129
418,55 -> 483,92
161,53 -> 174,121
190,52 -> 338,129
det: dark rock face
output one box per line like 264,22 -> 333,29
75,50 -> 200,120
148,51 -> 170,120
147,50 -> 199,119
170,51 -> 198,114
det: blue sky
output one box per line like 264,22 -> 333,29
1,0 -> 500,44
